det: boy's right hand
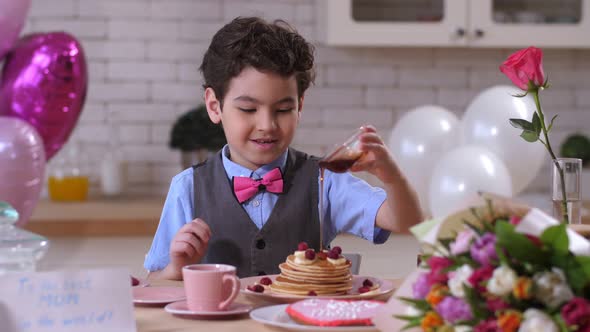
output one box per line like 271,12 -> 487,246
168,218 -> 211,276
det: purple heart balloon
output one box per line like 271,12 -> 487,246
0,116 -> 46,227
0,31 -> 88,160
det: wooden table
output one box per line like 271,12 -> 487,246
134,279 -> 402,332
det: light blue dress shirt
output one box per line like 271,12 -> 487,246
144,146 -> 390,272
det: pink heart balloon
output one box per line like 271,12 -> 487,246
0,0 -> 31,60
0,32 -> 88,160
0,116 -> 46,227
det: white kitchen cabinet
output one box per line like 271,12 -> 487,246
323,0 -> 590,48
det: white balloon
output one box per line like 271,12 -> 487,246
388,105 -> 460,215
462,85 -> 546,195
429,145 -> 513,218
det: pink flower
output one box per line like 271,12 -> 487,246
469,265 -> 494,292
474,318 -> 500,332
427,256 -> 453,284
435,296 -> 473,323
561,297 -> 590,329
450,229 -> 476,255
412,273 -> 430,299
499,46 -> 545,90
470,233 -> 498,266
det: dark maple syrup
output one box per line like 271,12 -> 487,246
318,146 -> 363,173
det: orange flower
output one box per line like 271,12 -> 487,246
420,311 -> 444,332
513,277 -> 533,300
498,310 -> 522,332
426,284 -> 448,306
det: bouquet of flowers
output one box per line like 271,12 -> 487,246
374,196 -> 590,332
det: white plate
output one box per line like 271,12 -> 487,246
250,304 -> 378,331
132,286 -> 186,305
240,275 -> 395,304
165,300 -> 252,319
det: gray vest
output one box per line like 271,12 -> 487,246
193,148 -> 320,278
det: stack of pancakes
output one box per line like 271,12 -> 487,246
270,253 -> 353,296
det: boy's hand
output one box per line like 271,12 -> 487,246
350,125 -> 401,184
168,218 -> 211,275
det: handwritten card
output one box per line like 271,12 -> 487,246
0,268 -> 136,332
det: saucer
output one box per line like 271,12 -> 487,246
131,277 -> 149,288
132,286 -> 185,305
165,300 -> 253,319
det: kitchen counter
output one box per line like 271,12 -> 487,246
23,196 -> 590,237
24,196 -> 165,237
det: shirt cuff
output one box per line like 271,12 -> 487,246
373,226 -> 391,244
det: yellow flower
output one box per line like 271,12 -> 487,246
420,311 -> 444,332
426,284 -> 448,306
513,276 -> 533,300
498,310 -> 522,332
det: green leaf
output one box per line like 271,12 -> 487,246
393,314 -> 422,321
398,297 -> 431,312
520,130 -> 539,142
509,118 -> 534,131
400,320 -> 421,331
532,112 -> 542,136
552,255 -> 588,293
495,221 -> 547,266
547,114 -> 558,133
576,255 -> 590,278
462,284 -> 489,319
540,224 -> 569,255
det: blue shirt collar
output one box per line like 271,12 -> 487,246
221,145 -> 288,179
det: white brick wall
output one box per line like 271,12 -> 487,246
19,0 -> 590,196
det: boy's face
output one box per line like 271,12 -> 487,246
205,67 -> 302,171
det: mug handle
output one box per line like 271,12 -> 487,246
218,274 -> 240,311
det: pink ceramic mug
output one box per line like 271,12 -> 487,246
182,264 -> 240,312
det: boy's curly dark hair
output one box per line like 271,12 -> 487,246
199,17 -> 315,107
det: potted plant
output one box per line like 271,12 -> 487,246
169,104 -> 226,169
560,133 -> 590,200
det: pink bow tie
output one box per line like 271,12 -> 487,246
232,168 -> 284,203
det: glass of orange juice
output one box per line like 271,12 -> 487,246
47,144 -> 90,202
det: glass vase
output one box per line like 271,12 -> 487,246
552,158 -> 582,224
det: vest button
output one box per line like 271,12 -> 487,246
257,271 -> 266,276
256,239 -> 266,249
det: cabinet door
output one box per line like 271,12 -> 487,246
470,0 -> 590,48
323,0 -> 469,47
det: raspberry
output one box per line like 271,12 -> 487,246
358,286 -> 371,294
247,284 -> 264,293
297,242 -> 309,251
259,277 -> 272,286
316,252 -> 327,260
305,249 -> 316,260
327,251 -> 339,259
331,246 -> 342,255
308,290 -> 317,296
130,276 -> 139,286
362,279 -> 373,288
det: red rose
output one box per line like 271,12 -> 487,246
486,297 -> 510,313
499,46 -> 545,90
562,297 -> 590,329
469,265 -> 494,292
474,318 -> 500,332
426,256 -> 453,284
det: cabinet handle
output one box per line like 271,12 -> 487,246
455,28 -> 465,37
474,29 -> 485,38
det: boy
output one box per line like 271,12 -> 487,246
145,17 -> 422,280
